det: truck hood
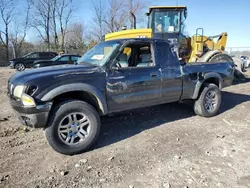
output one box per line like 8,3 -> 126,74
10,57 -> 24,62
9,64 -> 104,86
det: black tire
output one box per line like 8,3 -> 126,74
242,62 -> 246,72
194,83 -> 221,117
45,100 -> 101,155
208,53 -> 233,63
15,63 -> 26,71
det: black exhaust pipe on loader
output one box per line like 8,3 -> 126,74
130,12 -> 136,29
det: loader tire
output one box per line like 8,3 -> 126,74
208,53 -> 233,63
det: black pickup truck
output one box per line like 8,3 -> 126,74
8,38 -> 235,155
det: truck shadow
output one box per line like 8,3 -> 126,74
93,91 -> 250,150
233,77 -> 250,85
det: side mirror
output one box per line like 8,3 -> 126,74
110,59 -> 120,71
111,66 -> 120,71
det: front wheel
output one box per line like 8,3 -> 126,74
45,100 -> 101,155
15,63 -> 26,71
194,83 -> 221,117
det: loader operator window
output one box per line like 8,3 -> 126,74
155,11 -> 179,33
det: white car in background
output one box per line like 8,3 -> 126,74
240,55 -> 250,69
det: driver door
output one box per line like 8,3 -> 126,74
106,41 -> 162,112
25,52 -> 40,67
56,56 -> 71,65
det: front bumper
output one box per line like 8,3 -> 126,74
9,98 -> 52,128
9,62 -> 15,69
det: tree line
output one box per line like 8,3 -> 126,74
0,0 -> 145,63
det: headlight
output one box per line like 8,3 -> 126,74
13,85 -> 25,98
33,64 -> 40,68
21,93 -> 36,107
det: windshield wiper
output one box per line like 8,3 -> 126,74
77,61 -> 98,67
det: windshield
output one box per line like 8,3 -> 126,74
22,53 -> 32,58
154,11 -> 180,33
77,41 -> 120,66
51,55 -> 61,61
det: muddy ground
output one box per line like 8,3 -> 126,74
0,67 -> 250,188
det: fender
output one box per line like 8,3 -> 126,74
40,83 -> 108,115
192,72 -> 223,99
197,50 -> 221,62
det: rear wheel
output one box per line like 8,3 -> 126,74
15,63 -> 26,71
194,83 -> 221,117
45,100 -> 101,155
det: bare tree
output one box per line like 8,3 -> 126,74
91,0 -> 145,41
30,0 -> 52,49
91,0 -> 105,41
51,0 -> 59,49
128,0 -> 145,29
56,0 -> 74,50
9,0 -> 31,58
103,0 -> 127,33
30,0 -> 74,50
65,22 -> 84,48
0,0 -> 16,61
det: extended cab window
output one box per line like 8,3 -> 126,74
156,41 -> 176,67
115,42 -> 154,68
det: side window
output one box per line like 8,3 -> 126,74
58,56 -> 70,61
71,56 -> 79,61
115,47 -> 131,68
39,52 -> 49,58
115,42 -> 154,68
29,53 -> 39,58
136,46 -> 154,67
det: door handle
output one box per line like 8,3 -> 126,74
150,73 -> 157,77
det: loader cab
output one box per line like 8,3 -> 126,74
147,6 -> 187,44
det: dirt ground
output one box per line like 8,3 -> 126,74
0,67 -> 250,188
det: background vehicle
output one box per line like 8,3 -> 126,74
9,52 -> 58,71
8,39 -> 235,155
105,6 -> 241,75
240,55 -> 250,69
231,55 -> 247,74
33,54 -> 81,68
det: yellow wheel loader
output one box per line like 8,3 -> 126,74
105,6 -> 243,76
